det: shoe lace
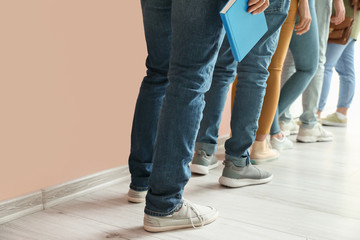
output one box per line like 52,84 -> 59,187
184,199 -> 204,229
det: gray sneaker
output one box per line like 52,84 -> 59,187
143,199 -> 218,232
190,150 -> 219,175
127,189 -> 147,203
219,160 -> 273,188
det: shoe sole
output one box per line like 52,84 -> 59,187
296,135 -> 333,143
250,156 -> 278,165
143,211 -> 219,232
218,174 -> 273,188
128,196 -> 145,203
321,120 -> 347,127
271,144 -> 294,151
190,161 -> 219,175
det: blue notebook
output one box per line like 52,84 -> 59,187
220,0 -> 268,62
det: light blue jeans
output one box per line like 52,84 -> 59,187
270,0 -> 319,135
197,0 -> 290,167
318,38 -> 356,111
280,0 -> 332,127
130,0 -> 289,216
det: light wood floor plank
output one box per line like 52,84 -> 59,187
1,106 -> 360,239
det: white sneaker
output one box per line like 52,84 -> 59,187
279,119 -> 299,136
128,189 -> 147,203
219,161 -> 273,188
321,112 -> 347,127
270,135 -> 293,151
296,123 -> 333,143
143,199 -> 218,232
250,140 -> 279,164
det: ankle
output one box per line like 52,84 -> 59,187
336,112 -> 347,120
316,110 -> 322,119
271,132 -> 283,140
336,107 -> 348,116
255,134 -> 268,142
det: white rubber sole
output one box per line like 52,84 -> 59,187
127,196 -> 145,203
218,175 -> 273,188
143,211 -> 219,232
190,161 -> 219,175
321,120 -> 347,127
296,135 -> 333,143
271,143 -> 294,151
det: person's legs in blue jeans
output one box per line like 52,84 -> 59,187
225,0 -> 290,164
276,0 -> 334,143
300,0 -> 332,127
190,37 -> 237,175
192,0 -> 290,187
335,39 -> 356,110
319,39 -> 356,127
130,0 -> 289,232
219,0 -> 290,187
145,0 -> 227,216
195,37 -> 237,155
270,0 -> 319,136
128,0 -> 171,196
294,0 -> 334,142
318,39 -> 356,113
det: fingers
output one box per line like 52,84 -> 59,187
331,14 -> 345,25
247,0 -> 269,15
294,17 -> 311,35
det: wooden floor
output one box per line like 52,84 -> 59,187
1,45 -> 360,239
1,120 -> 360,240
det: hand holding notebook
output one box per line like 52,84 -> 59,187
220,0 -> 268,62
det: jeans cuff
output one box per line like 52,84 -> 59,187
144,199 -> 183,217
130,184 -> 149,191
270,130 -> 281,136
195,142 -> 217,155
301,122 -> 317,129
225,153 -> 249,167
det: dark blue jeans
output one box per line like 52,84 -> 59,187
129,0 -> 289,216
197,0 -> 290,167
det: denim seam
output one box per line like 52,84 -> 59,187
265,0 -> 284,13
130,184 -> 149,191
144,199 -> 183,217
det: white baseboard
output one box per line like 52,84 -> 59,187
42,166 -> 129,209
0,134 -> 230,225
0,166 -> 129,224
0,191 -> 43,225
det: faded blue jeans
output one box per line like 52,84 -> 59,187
318,38 -> 356,111
279,0 -> 332,127
130,0 -> 289,217
270,0 -> 319,135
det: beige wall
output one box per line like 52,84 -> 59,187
0,1 -> 231,202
